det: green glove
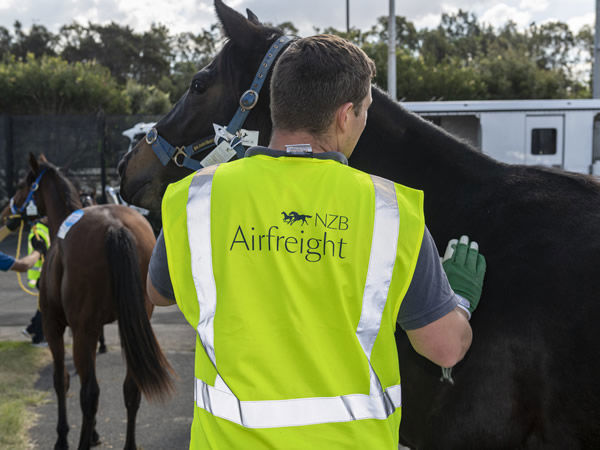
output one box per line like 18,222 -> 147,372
442,235 -> 486,319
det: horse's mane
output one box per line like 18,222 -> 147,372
38,162 -> 83,211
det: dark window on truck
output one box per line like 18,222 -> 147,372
531,128 -> 557,155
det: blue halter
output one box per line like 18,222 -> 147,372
10,168 -> 47,215
146,35 -> 293,171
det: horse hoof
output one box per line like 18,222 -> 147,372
54,441 -> 68,450
91,430 -> 100,446
98,345 -> 107,354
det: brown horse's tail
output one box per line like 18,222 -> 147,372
105,226 -> 174,401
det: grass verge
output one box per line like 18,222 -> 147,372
0,341 -> 51,449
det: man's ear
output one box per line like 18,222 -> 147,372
215,0 -> 263,50
336,102 -> 354,133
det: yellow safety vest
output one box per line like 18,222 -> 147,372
162,154 -> 425,449
27,222 -> 50,288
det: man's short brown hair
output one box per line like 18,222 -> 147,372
270,34 -> 376,136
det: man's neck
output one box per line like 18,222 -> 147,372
269,129 -> 338,154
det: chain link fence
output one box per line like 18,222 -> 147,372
0,113 -> 162,205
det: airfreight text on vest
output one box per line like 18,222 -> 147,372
229,212 -> 350,263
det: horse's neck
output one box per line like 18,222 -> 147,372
352,89 -> 502,223
41,187 -> 80,239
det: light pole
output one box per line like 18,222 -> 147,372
346,0 -> 350,33
387,0 -> 396,100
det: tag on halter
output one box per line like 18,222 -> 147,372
26,202 -> 38,217
213,123 -> 235,144
285,144 -> 313,154
201,140 -> 237,167
239,129 -> 259,147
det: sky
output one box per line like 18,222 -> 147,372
0,0 -> 595,37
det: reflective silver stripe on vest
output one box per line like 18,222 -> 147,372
187,165 -> 236,395
187,170 -> 401,428
194,377 -> 401,428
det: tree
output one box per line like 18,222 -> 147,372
0,26 -> 11,59
11,21 -> 57,60
59,22 -> 147,84
0,54 -> 128,114
528,21 -> 575,72
137,24 -> 173,86
368,16 -> 419,52
124,79 -> 171,114
315,26 -> 369,46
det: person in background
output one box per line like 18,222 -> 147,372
21,217 -> 50,346
0,216 -> 45,272
0,247 -> 41,273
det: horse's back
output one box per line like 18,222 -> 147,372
399,164 -> 600,448
57,204 -> 156,325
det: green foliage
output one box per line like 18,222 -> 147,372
0,54 -> 129,114
125,79 -> 172,114
316,26 -> 370,46
0,12 -> 594,115
363,42 -> 485,100
360,10 -> 592,100
11,21 -> 57,60
159,61 -> 200,103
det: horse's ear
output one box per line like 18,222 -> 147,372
28,152 -> 39,174
246,8 -> 261,25
215,0 -> 262,49
38,154 -> 48,164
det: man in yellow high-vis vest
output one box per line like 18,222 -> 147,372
147,35 -> 485,449
23,219 -> 50,346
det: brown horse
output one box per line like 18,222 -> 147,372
14,154 -> 174,450
3,178 -> 108,354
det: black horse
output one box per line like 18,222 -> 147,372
118,1 -> 600,447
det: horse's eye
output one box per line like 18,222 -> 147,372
191,78 -> 206,94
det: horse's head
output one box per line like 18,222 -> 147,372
13,153 -> 82,226
118,0 -> 286,214
1,153 -> 50,224
19,153 -> 53,218
0,177 -> 29,224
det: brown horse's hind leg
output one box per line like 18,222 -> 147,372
71,328 -> 101,450
46,318 -> 69,450
97,327 -> 107,354
123,370 -> 141,450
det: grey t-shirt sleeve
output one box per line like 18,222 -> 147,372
397,227 -> 459,330
148,229 -> 175,300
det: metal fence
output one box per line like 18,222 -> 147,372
0,113 -> 162,205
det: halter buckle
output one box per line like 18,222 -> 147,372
146,128 -> 158,145
173,147 -> 187,167
239,90 -> 259,110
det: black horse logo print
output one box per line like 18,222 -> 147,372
281,211 -> 313,226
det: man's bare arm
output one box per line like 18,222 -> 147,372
405,306 -> 472,368
146,274 -> 176,306
11,251 -> 41,272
